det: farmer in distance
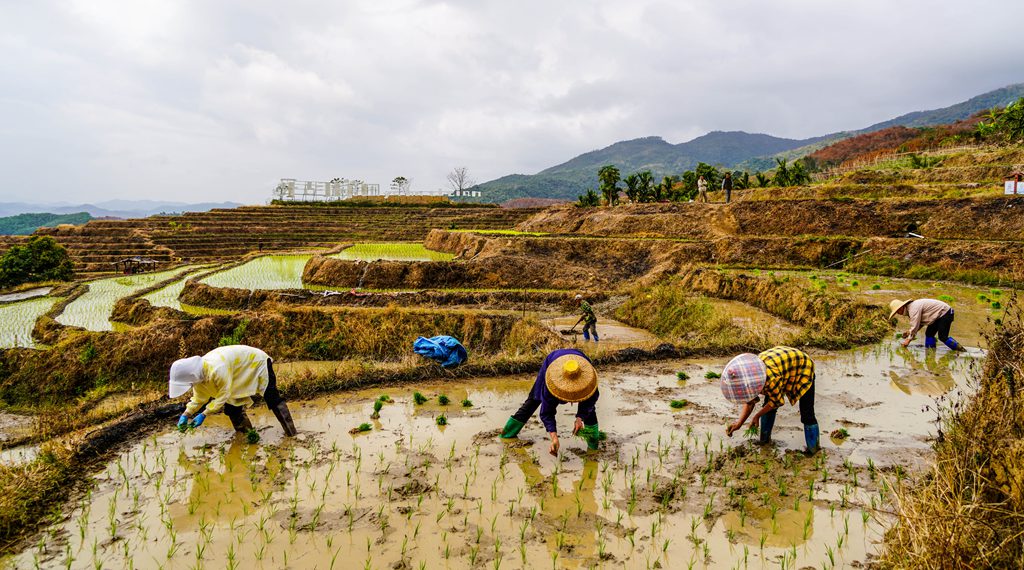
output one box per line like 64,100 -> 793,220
169,344 -> 298,437
888,298 -> 964,351
573,294 -> 599,342
499,348 -> 602,455
722,346 -> 819,455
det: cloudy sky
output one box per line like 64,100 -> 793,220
2,0 -> 1022,205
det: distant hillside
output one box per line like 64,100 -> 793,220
0,200 -> 244,219
475,82 -> 1024,201
477,132 -> 824,202
0,212 -> 92,235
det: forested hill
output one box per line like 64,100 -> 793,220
0,212 -> 92,235
475,83 -> 1024,203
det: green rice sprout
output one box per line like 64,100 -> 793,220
676,371 -> 689,381
670,400 -> 689,409
377,394 -> 393,403
371,399 -> 383,419
349,423 -> 372,434
992,301 -> 1002,309
704,371 -> 721,379
246,429 -> 260,444
461,398 -> 473,407
990,289 -> 1002,296
575,425 -> 606,448
413,392 -> 429,405
743,425 -> 759,439
938,294 -> 955,303
871,283 -> 881,290
830,428 -> 850,440
438,394 -> 450,406
436,415 -> 448,426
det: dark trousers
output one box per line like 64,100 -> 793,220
512,397 -> 598,428
925,309 -> 955,341
222,361 -> 284,419
582,321 -> 599,341
760,380 -> 817,440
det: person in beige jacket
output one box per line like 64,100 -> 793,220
889,298 -> 963,351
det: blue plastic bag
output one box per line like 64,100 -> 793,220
413,336 -> 468,368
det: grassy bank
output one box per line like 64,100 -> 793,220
883,297 -> 1024,567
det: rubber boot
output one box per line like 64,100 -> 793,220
500,417 -> 525,439
943,337 -> 964,351
270,402 -> 298,437
584,423 -> 601,451
924,336 -> 937,349
804,424 -> 820,456
757,411 -> 776,446
224,406 -> 253,433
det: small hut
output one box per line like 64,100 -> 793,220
114,257 -> 160,275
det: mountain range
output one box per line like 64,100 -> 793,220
474,83 -> 1024,203
0,200 -> 244,219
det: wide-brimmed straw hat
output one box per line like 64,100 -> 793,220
888,299 -> 912,320
720,353 -> 767,404
545,354 -> 598,403
168,356 -> 203,398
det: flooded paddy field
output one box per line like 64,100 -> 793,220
8,332 -> 979,569
57,268 -> 196,332
0,297 -> 58,348
333,243 -> 455,262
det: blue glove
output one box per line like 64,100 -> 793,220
190,413 -> 206,428
177,414 -> 189,431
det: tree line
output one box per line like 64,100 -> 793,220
577,159 -> 812,207
0,236 -> 74,288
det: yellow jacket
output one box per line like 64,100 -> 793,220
184,345 -> 271,416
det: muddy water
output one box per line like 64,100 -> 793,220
542,316 -> 662,348
0,296 -> 57,348
0,287 -> 52,303
11,334 -> 977,569
705,299 -> 804,340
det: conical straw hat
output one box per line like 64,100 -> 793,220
888,299 -> 912,320
720,353 -> 767,404
545,354 -> 598,403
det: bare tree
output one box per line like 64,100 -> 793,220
390,176 -> 411,195
446,167 -> 475,195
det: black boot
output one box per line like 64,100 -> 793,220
224,405 -> 254,433
271,402 -> 298,437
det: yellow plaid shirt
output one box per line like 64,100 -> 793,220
758,346 -> 815,408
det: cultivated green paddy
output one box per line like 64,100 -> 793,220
0,297 -> 57,348
56,268 -> 194,332
332,243 -> 454,262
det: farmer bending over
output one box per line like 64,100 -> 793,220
889,298 -> 963,351
500,349 -> 601,455
722,346 -> 819,455
574,294 -> 599,342
169,344 -> 298,437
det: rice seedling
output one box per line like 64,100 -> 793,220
676,371 -> 689,381
349,423 -> 373,434
371,399 -> 384,419
413,392 -> 429,405
871,283 -> 881,290
670,399 -> 689,409
992,301 -> 1002,309
436,414 -> 448,426
438,394 -> 451,405
830,428 -> 849,440
461,398 -> 473,407
705,371 -> 721,379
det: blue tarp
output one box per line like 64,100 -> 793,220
413,336 -> 468,368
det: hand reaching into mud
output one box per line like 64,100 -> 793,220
572,418 -> 584,436
726,422 -> 740,437
549,433 -> 560,456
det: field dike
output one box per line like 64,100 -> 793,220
882,297 -> 1024,567
516,197 -> 1024,241
669,267 -> 891,348
845,238 -> 1024,286
173,279 -> 607,312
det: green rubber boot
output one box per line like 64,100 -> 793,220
500,417 -> 525,439
582,423 -> 604,450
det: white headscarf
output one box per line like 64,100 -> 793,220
168,356 -> 204,398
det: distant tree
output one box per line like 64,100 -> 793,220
977,97 -> 1024,142
390,176 -> 412,195
772,158 -> 791,187
754,172 -> 770,187
623,173 -> 642,203
0,236 -> 73,288
446,167 -> 475,195
597,165 -> 621,206
636,171 -> 655,202
736,171 -> 751,190
576,188 -> 600,207
677,171 -> 698,201
694,163 -> 721,191
790,160 -> 811,185
656,176 -> 676,201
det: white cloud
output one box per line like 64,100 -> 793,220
0,0 -> 1022,203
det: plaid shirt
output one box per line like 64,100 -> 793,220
580,300 -> 597,324
758,346 -> 814,408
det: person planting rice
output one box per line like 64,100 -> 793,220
169,344 -> 298,437
500,348 -> 601,455
888,298 -> 964,351
722,346 -> 819,455
573,294 -> 599,342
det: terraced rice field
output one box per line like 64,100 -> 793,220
56,268 -> 194,331
333,243 -> 455,262
0,297 -> 58,348
201,255 -> 316,290
142,268 -> 212,310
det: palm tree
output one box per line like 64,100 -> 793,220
637,171 -> 654,202
623,173 -> 642,203
597,165 -> 621,206
772,158 -> 791,187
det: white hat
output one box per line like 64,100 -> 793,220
574,294 -> 583,300
169,356 -> 203,398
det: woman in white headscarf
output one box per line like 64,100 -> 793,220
169,344 -> 297,436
